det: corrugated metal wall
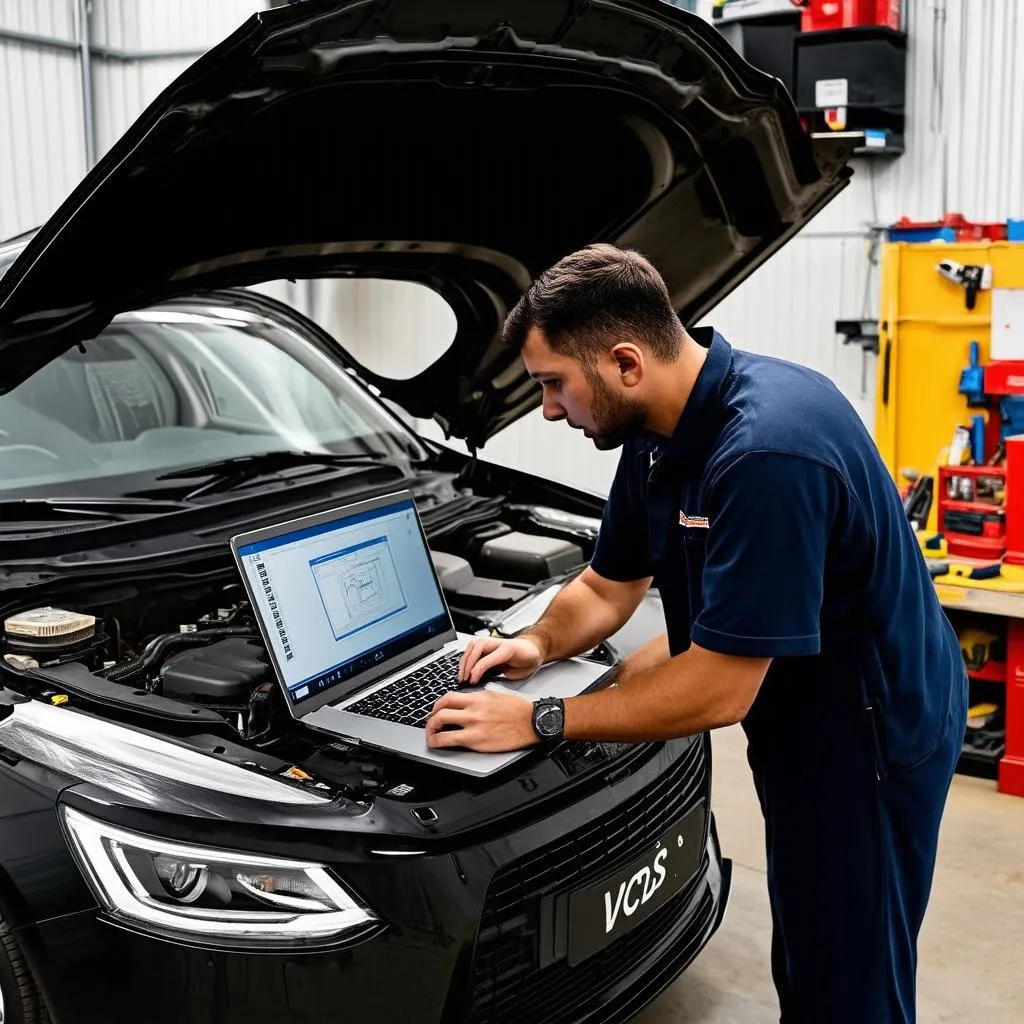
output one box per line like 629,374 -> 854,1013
2,1 -> 1022,496
0,1 -> 85,240
0,0 -> 264,239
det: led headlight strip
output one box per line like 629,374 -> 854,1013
63,807 -> 378,946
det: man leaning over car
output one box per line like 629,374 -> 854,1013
425,244 -> 968,1024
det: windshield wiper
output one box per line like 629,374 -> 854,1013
154,450 -> 405,500
0,496 -> 195,525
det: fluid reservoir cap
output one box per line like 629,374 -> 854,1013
4,607 -> 96,640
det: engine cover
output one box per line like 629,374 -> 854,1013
160,637 -> 271,703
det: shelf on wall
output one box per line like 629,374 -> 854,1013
810,128 -> 904,157
967,661 -> 1007,684
711,0 -> 801,23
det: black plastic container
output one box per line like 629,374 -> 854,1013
794,26 -> 908,152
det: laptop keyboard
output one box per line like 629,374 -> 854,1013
344,652 -> 464,729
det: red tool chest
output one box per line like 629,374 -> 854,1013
983,362 -> 1024,396
1002,624 -> 1024,798
1004,438 -> 1024,566
937,465 -> 1007,560
801,0 -> 902,32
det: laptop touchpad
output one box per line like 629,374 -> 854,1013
484,658 -> 607,701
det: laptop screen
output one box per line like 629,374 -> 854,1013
236,496 -> 451,709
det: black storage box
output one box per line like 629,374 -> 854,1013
478,532 -> 584,584
794,26 -> 907,153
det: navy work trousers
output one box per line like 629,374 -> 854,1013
746,704 -> 963,1023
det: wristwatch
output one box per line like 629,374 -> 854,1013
531,697 -> 565,743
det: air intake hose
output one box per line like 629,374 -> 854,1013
103,627 -> 257,684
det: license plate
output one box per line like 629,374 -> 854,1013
566,801 -> 706,966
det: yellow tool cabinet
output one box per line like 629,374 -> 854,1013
874,240 -> 1024,532
875,235 -> 1024,795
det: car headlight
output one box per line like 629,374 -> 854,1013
62,807 -> 378,948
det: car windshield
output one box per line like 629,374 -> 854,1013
0,301 -> 428,497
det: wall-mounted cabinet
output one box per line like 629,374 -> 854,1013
712,0 -> 908,157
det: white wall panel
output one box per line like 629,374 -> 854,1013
308,279 -> 458,382
0,0 -> 75,38
696,235 -> 878,426
91,0 -> 134,50
0,41 -> 85,238
92,0 -> 263,50
92,56 -> 194,156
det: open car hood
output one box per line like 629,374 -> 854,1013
0,0 -> 852,450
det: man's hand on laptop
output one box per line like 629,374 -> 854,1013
456,635 -> 544,684
421,636 -> 546,752
425,688 -> 538,752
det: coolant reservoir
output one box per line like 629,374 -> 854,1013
4,607 -> 98,659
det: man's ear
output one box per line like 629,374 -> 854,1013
611,343 -> 644,387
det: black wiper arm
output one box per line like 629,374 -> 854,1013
154,450 -> 403,500
0,496 -> 194,523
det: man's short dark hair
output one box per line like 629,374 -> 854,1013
501,244 -> 683,364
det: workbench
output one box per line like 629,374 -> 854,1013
933,580 -> 1024,796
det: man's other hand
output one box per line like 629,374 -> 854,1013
457,635 -> 544,684
425,690 -> 538,752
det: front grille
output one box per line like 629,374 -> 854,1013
468,738 -> 709,1024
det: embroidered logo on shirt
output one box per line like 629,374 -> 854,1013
679,512 -> 709,529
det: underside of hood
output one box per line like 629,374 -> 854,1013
0,0 -> 853,449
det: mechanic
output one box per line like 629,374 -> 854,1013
425,244 -> 968,1023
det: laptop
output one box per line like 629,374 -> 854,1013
229,489 -> 612,776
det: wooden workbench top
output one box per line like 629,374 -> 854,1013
934,582 -> 1024,619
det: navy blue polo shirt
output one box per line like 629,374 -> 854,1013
592,328 -> 966,772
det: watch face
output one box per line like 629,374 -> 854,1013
535,704 -> 562,737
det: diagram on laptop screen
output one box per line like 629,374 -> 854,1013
310,536 -> 408,641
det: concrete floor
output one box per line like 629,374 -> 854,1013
634,724 -> 1024,1023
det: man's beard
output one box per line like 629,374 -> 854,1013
584,370 -> 647,451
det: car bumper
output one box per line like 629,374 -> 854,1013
20,738 -> 730,1024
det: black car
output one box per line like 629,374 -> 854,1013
0,2 -> 851,1022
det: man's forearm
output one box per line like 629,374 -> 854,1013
519,574 -> 631,663
563,643 -> 770,742
612,632 -> 670,685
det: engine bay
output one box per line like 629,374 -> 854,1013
0,492 -> 618,805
